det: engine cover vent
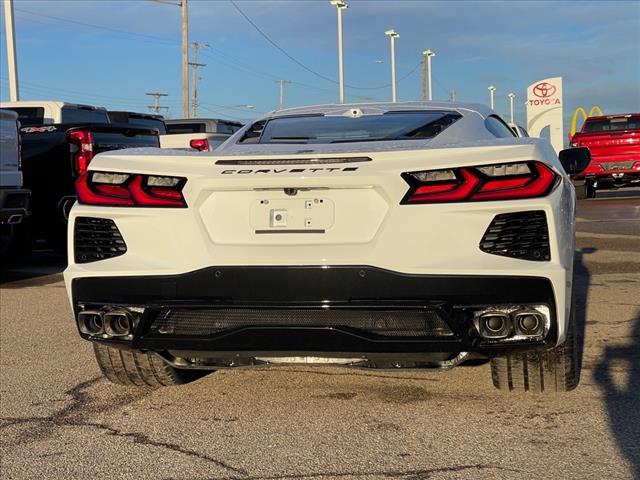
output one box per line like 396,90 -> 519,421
74,217 -> 127,264
479,211 -> 550,261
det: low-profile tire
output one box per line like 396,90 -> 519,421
575,184 -> 588,200
490,298 -> 579,393
93,343 -> 209,388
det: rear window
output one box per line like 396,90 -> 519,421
108,113 -> 167,134
61,107 -> 109,124
216,122 -> 242,134
583,116 -> 640,133
485,115 -> 515,138
240,111 -> 462,144
6,107 -> 45,126
166,123 -> 205,134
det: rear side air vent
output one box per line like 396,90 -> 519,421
74,217 -> 127,263
479,211 -> 550,261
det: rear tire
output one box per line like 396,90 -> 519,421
490,297 -> 579,393
93,343 -> 209,388
575,184 -> 588,200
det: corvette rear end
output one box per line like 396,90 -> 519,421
64,102 -> 582,393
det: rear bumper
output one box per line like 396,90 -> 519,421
0,188 -> 30,225
71,266 -> 558,365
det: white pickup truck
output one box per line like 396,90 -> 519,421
159,118 -> 243,152
0,109 -> 30,259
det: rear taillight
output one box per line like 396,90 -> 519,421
76,171 -> 187,207
189,138 -> 209,151
68,130 -> 94,176
401,161 -> 557,204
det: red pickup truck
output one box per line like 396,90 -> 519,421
570,113 -> 640,199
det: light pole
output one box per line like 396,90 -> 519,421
3,0 -> 20,101
385,29 -> 399,103
422,49 -> 435,101
275,80 -> 291,110
488,85 -> 496,110
507,92 -> 516,124
330,1 -> 347,104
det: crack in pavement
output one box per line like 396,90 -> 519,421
0,377 -> 248,477
166,463 -> 523,480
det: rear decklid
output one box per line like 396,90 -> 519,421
573,114 -> 640,161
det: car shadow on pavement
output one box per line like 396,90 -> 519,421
573,247 -> 594,383
594,310 -> 640,477
0,251 -> 66,286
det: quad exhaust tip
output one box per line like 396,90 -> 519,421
478,312 -> 512,339
77,307 -> 140,338
477,307 -> 547,340
104,310 -> 133,337
78,310 -> 104,336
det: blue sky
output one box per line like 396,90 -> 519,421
1,0 -> 639,129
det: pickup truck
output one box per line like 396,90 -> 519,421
570,113 -> 640,198
0,109 -> 31,260
0,101 -> 160,250
107,111 -> 167,134
160,118 -> 243,152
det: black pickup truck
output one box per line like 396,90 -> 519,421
19,122 -> 159,250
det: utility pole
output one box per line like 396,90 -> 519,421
181,0 -> 189,118
3,0 -> 20,101
275,80 -> 291,110
450,89 -> 457,102
146,92 -> 169,115
330,1 -> 347,104
384,29 -> 399,103
148,0 -> 189,117
189,42 -> 208,118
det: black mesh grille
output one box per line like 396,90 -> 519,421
74,217 -> 127,264
149,307 -> 453,338
479,211 -> 550,261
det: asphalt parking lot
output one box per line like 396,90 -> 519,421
1,189 -> 639,480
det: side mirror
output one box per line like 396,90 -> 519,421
559,147 -> 591,175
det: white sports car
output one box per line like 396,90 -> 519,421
63,102 -> 590,393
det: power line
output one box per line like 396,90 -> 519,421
228,0 -> 396,91
14,8 -> 179,45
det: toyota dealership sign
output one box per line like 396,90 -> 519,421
526,77 -> 564,153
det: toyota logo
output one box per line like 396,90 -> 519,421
533,82 -> 557,98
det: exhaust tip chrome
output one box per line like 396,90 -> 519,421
478,312 -> 512,339
514,311 -> 544,336
103,310 -> 133,337
78,310 -> 104,336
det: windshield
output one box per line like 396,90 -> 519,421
242,111 -> 462,144
583,116 -> 640,133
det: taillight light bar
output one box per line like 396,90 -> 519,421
401,161 -> 557,204
68,130 -> 95,176
76,172 -> 187,207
